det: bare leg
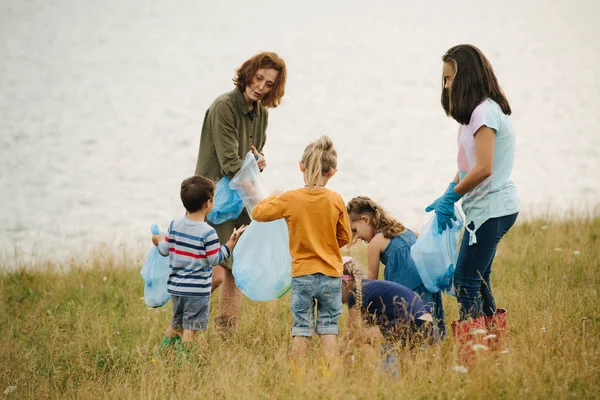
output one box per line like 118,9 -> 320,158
319,334 -> 337,365
291,336 -> 310,365
211,265 -> 225,293
216,267 -> 242,328
182,329 -> 197,343
166,324 -> 181,338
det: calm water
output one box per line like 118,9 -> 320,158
1,0 -> 599,267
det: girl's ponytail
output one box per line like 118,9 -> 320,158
301,135 -> 337,189
305,143 -> 324,188
343,258 -> 364,321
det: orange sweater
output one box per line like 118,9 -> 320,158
251,187 -> 351,278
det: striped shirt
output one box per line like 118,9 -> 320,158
158,218 -> 230,297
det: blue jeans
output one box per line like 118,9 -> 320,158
290,274 -> 342,336
454,213 -> 518,320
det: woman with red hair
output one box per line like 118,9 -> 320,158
194,52 -> 287,332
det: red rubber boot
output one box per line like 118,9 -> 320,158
451,316 -> 489,366
484,308 -> 508,353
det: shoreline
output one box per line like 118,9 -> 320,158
2,212 -> 598,273
0,209 -> 600,273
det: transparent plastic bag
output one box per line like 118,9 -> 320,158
228,151 -> 292,300
140,224 -> 171,307
229,152 -> 268,215
410,206 -> 463,295
207,176 -> 244,225
232,219 -> 292,301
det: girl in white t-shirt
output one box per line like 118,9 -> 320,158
425,44 -> 519,364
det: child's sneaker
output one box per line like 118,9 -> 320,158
157,335 -> 181,356
175,341 -> 194,367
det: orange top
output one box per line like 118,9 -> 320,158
252,187 -> 351,278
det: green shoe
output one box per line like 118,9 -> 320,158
175,342 -> 194,367
157,335 -> 181,355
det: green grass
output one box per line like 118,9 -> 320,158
1,214 -> 599,399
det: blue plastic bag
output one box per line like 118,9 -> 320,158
140,224 -> 171,307
233,219 -> 292,301
410,206 -> 463,295
207,176 -> 244,225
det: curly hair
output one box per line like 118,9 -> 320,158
233,51 -> 287,108
346,196 -> 406,243
301,135 -> 337,189
343,257 -> 364,321
441,44 -> 511,125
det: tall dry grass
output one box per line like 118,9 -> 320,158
1,215 -> 599,399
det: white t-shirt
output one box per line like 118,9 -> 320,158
457,98 -> 520,244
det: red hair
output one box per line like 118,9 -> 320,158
233,52 -> 287,108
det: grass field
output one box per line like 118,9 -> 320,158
1,214 -> 599,399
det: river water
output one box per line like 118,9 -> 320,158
1,0 -> 599,268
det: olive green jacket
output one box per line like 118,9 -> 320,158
195,88 -> 268,181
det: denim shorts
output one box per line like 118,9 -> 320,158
170,295 -> 210,331
290,273 -> 342,336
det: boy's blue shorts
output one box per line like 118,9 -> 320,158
170,295 -> 210,331
290,273 -> 342,336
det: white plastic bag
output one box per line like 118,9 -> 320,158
228,152 -> 268,215
410,206 -> 463,295
233,219 -> 292,301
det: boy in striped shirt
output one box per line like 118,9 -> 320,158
151,176 -> 246,350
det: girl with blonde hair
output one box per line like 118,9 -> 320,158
252,135 -> 351,366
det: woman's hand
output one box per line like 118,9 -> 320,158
251,146 -> 267,171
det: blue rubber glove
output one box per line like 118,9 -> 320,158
425,182 -> 462,234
